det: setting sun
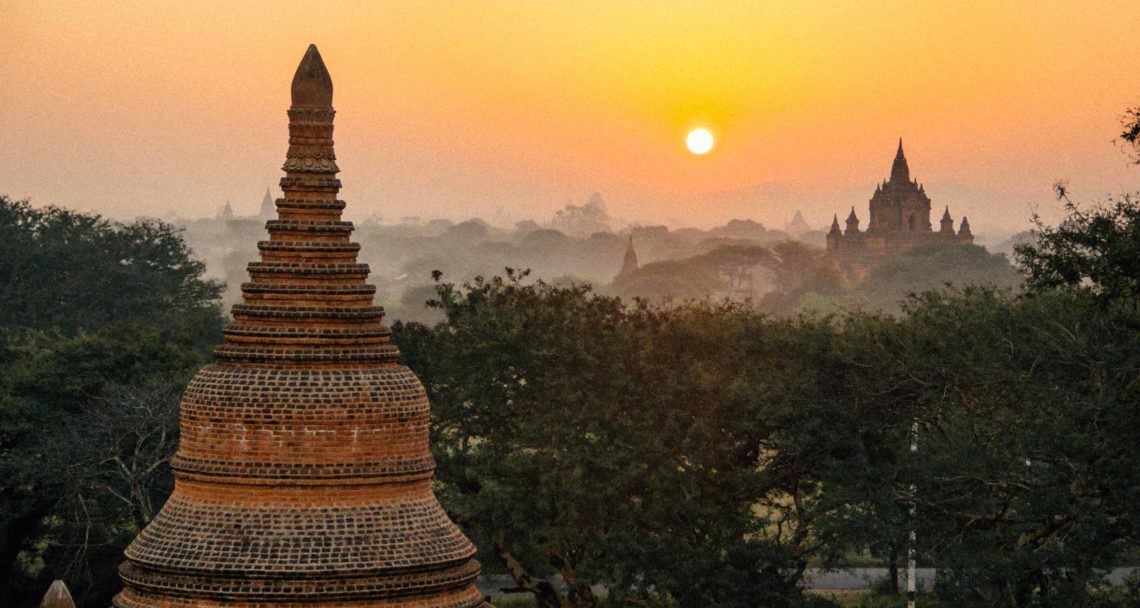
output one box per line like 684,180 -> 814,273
686,128 -> 714,155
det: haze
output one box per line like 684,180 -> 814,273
3,1 -> 1140,234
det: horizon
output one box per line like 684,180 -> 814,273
4,1 -> 1140,235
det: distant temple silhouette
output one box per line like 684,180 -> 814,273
258,186 -> 275,219
615,235 -> 639,280
827,140 -> 972,277
785,210 -> 812,236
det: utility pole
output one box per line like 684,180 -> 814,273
907,421 -> 918,608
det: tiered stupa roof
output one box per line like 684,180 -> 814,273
114,45 -> 486,608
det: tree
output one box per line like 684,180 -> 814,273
1016,188 -> 1140,310
395,270 -> 898,607
0,195 -> 222,607
0,196 -> 222,342
854,242 -> 1021,313
866,287 -> 1140,607
38,384 -> 180,603
550,193 -> 612,237
1118,106 -> 1140,164
757,241 -> 842,314
611,245 -> 775,303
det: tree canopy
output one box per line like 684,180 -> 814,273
0,195 -> 223,607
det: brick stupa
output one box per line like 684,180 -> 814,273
114,45 -> 486,608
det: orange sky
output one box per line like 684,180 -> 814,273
2,1 -> 1139,233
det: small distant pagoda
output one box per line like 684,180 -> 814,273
827,140 -> 973,278
615,235 -> 639,280
115,45 -> 486,608
785,210 -> 812,236
258,186 -> 275,219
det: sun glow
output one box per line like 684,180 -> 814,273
686,128 -> 714,155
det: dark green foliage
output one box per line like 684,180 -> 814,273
0,197 -> 222,339
846,286 -> 1140,607
0,195 -> 222,607
395,271 -> 901,607
1016,192 -> 1140,309
1120,106 -> 1140,164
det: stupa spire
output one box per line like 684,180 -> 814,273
115,45 -> 486,608
616,234 -> 639,280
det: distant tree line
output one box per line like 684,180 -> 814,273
0,181 -> 1137,607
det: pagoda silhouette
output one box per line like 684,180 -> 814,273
114,45 -> 487,608
615,235 -> 639,280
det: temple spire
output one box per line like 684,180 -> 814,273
616,234 -> 639,280
890,138 -> 909,183
845,206 -> 860,235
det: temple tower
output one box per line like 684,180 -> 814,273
958,216 -> 974,243
826,214 -> 842,250
114,45 -> 486,608
868,139 -> 932,233
616,235 -> 639,280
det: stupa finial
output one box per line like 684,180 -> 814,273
291,44 -> 333,107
